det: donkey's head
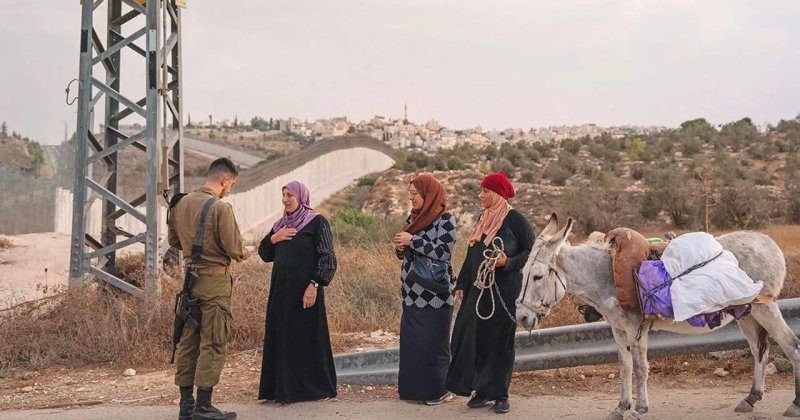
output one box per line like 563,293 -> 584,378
516,213 -> 575,330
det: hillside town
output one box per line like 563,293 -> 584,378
185,106 -> 667,151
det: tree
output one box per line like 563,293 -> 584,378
563,178 -> 639,234
544,164 -> 571,186
27,140 -> 44,165
0,121 -> 7,137
629,138 -> 645,161
717,117 -> 758,151
520,170 -> 535,183
562,139 -> 581,154
679,118 -> 716,143
491,158 -> 515,178
711,180 -> 770,229
641,165 -> 698,228
447,156 -> 465,170
250,116 -> 270,131
693,167 -> 716,232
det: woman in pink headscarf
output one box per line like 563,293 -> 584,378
258,181 -> 338,403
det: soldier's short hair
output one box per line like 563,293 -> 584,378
207,158 -> 239,180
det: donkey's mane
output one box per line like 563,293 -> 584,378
583,238 -> 611,251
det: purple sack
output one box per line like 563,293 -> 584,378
638,260 -> 674,319
637,260 -> 751,328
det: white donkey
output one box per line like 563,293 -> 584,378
516,213 -> 799,419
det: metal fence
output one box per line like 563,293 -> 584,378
0,166 -> 57,234
333,298 -> 800,384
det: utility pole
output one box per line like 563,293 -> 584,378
70,0 -> 186,299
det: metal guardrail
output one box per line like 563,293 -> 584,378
334,298 -> 800,385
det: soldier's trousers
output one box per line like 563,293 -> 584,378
174,275 -> 233,388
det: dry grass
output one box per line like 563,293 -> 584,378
0,241 -> 405,374
0,237 -> 13,251
3,219 -> 799,375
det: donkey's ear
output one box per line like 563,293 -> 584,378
551,217 -> 575,243
563,217 -> 575,239
539,212 -> 559,239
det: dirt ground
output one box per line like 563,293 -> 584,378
3,388 -> 799,420
0,346 -> 790,408
0,233 -> 70,303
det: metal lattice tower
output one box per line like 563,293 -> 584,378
70,0 -> 185,297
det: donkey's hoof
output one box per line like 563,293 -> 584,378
623,411 -> 643,420
605,407 -> 625,420
734,400 -> 754,413
784,403 -> 800,417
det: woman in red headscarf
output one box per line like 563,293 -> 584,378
446,172 -> 534,414
393,173 -> 458,405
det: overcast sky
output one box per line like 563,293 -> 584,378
2,0 -> 799,144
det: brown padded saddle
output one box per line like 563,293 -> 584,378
605,228 -> 666,313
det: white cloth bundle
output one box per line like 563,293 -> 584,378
662,232 -> 763,322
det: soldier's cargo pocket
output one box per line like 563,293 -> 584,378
211,304 -> 233,346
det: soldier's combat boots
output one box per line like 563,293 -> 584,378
193,387 -> 236,420
179,386 -> 195,420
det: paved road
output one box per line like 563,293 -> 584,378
184,137 -> 262,168
1,388 -> 795,419
115,128 -> 264,168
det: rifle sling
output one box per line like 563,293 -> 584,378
190,198 -> 218,263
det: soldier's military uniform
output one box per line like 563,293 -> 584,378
168,186 -> 247,389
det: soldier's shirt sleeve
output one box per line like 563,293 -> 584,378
217,202 -> 248,262
168,209 -> 182,250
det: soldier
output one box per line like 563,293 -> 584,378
168,157 -> 248,420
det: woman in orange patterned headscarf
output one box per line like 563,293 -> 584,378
393,173 -> 458,406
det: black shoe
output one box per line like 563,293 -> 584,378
179,386 -> 195,420
193,387 -> 236,420
493,398 -> 510,414
467,393 -> 490,408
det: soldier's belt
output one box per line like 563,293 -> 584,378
196,266 -> 229,276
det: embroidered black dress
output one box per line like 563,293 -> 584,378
257,215 -> 337,402
446,209 -> 534,400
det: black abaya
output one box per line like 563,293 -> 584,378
446,209 -> 534,400
257,215 -> 337,402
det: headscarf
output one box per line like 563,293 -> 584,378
402,173 -> 448,234
468,173 -> 514,246
271,181 -> 320,233
481,171 -> 515,200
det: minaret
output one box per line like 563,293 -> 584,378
403,103 -> 409,125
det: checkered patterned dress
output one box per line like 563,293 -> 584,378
399,213 -> 458,309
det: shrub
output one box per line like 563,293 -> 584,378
447,156 -> 465,170
544,164 -> 571,186
357,176 -> 376,187
491,158 -> 516,178
711,180 -> 771,229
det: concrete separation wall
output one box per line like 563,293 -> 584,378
0,166 -> 56,235
333,297 -> 800,385
54,140 -> 395,240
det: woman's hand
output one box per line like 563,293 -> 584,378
455,290 -> 463,300
302,283 -> 317,309
393,232 -> 413,249
495,252 -> 508,268
271,227 -> 297,244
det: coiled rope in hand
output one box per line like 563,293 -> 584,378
474,237 -> 516,323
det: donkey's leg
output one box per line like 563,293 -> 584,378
607,327 -> 633,420
734,316 -> 770,413
749,303 -> 800,417
629,328 -> 651,418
